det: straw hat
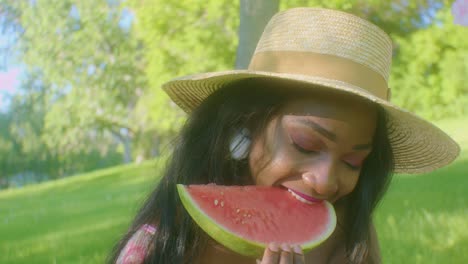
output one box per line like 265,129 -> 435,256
162,7 -> 460,173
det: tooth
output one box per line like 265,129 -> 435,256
287,189 -> 314,204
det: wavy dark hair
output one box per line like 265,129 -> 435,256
108,78 -> 394,264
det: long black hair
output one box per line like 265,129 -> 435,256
108,78 -> 394,263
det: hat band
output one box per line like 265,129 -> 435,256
248,51 -> 389,100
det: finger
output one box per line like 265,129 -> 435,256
260,243 -> 280,264
292,245 -> 305,264
279,244 -> 293,264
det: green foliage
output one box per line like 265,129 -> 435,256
0,72 -> 123,182
12,0 -> 149,161
1,0 -> 242,176
1,0 -> 467,183
390,6 -> 468,120
129,0 -> 240,141
0,112 -> 15,179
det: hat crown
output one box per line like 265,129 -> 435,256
253,8 -> 393,82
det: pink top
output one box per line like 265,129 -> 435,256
116,224 -> 157,264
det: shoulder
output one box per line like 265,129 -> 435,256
115,224 -> 157,264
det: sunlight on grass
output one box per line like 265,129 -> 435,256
2,218 -> 128,260
374,116 -> 468,263
383,209 -> 468,250
377,207 -> 468,264
0,159 -> 160,264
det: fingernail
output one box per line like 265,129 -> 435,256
293,245 -> 303,254
256,259 -> 261,264
268,243 -> 279,252
280,243 -> 291,252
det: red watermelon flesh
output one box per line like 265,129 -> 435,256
177,184 -> 336,257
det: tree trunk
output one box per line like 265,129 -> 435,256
110,128 -> 133,164
122,134 -> 132,164
235,0 -> 280,69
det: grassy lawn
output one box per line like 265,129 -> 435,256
1,118 -> 467,263
375,118 -> 468,264
0,160 -> 162,264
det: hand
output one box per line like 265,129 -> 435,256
256,243 -> 305,264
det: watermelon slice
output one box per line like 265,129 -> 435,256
177,184 -> 336,258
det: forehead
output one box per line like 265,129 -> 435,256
279,92 -> 378,140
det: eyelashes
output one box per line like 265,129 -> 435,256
291,141 -> 318,154
344,163 -> 361,171
288,130 -> 363,171
287,128 -> 322,153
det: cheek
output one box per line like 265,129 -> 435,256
249,138 -> 295,186
338,174 -> 360,197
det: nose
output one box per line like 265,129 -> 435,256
301,163 -> 338,196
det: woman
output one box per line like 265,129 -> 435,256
108,7 -> 459,264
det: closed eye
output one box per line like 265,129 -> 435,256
344,162 -> 361,171
292,141 -> 319,155
343,155 -> 367,171
286,127 -> 323,155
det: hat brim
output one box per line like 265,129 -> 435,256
162,70 -> 460,174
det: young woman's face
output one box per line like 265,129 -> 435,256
249,92 -> 377,204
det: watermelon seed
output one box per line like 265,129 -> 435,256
236,208 -> 240,213
220,201 -> 224,207
247,214 -> 251,218
214,199 -> 219,206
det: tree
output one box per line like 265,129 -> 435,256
6,0 -> 147,163
389,5 -> 468,120
0,71 -> 123,183
236,0 -> 280,69
128,0 -> 241,151
0,111 -> 15,181
1,0 -> 465,185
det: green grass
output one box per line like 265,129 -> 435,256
0,160 -> 162,264
375,117 -> 468,264
375,160 -> 468,263
1,118 -> 467,263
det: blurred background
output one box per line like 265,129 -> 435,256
0,0 -> 466,263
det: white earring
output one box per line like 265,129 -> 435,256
229,128 -> 251,160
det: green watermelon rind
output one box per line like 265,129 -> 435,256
177,184 -> 337,258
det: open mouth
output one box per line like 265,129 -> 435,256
286,188 -> 323,204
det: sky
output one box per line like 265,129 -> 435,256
0,5 -> 134,112
0,27 -> 21,112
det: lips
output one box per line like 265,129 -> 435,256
286,188 -> 323,204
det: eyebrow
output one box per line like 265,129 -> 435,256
296,118 -> 373,151
297,118 -> 336,141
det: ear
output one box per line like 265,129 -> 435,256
229,128 -> 251,160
